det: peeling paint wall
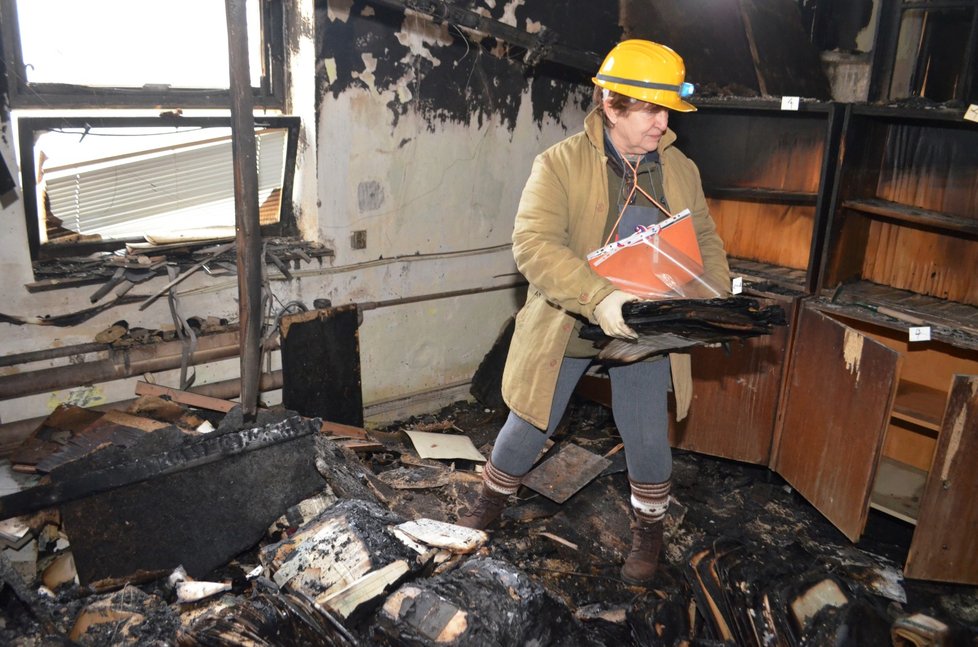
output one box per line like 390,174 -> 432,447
314,0 -> 620,408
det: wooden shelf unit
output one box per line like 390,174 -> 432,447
774,104 -> 978,584
672,98 -> 843,295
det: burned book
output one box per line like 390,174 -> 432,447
579,296 -> 787,362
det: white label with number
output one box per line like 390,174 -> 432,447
909,326 -> 931,342
731,277 -> 743,295
965,104 -> 978,123
781,96 -> 800,111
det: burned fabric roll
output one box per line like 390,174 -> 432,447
579,296 -> 787,363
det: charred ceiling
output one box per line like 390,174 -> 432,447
316,0 -> 620,130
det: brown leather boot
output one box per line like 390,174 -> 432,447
621,519 -> 664,585
457,485 -> 509,530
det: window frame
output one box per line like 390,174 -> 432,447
18,114 -> 301,261
0,0 -> 286,110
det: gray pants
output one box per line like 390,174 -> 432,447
490,355 -> 672,483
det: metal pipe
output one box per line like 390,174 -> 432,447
0,342 -> 111,368
0,331 -> 247,400
356,281 -> 527,312
225,0 -> 263,419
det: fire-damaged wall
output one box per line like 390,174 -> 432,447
0,0 -> 840,441
312,0 -> 620,412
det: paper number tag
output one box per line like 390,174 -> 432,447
965,104 -> 978,123
909,326 -> 931,342
731,277 -> 743,295
781,96 -> 800,111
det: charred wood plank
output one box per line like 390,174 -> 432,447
280,305 -> 363,427
61,415 -> 325,584
134,380 -> 237,413
0,416 -> 319,521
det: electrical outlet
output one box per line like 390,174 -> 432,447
351,230 -> 367,249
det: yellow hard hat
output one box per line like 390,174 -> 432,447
592,40 -> 696,112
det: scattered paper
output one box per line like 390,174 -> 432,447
404,430 -> 486,462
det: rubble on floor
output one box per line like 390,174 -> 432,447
0,397 -> 976,646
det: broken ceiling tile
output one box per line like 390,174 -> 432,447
260,499 -> 419,604
789,577 -> 850,631
404,430 -> 487,462
393,518 -> 488,554
0,516 -> 32,550
318,559 -> 411,619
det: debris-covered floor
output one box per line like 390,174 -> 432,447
1,396 -> 977,646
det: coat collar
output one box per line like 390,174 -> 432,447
584,106 -> 678,158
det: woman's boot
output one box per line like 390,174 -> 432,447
457,459 -> 521,530
621,478 -> 670,584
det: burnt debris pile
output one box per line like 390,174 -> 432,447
0,398 -> 976,646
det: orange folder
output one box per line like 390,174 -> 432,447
586,209 -> 706,299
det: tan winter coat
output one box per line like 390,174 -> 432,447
501,108 -> 730,429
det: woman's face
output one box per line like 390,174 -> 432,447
604,99 -> 669,156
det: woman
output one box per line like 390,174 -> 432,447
459,40 -> 730,585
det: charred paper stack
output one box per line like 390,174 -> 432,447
579,296 -> 788,362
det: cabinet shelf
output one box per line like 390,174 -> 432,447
892,381 -> 945,434
843,198 -> 978,237
729,258 -> 808,295
871,457 -> 926,525
706,187 -> 818,206
815,281 -> 978,351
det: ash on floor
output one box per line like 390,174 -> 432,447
1,397 -> 975,646
380,398 -> 978,646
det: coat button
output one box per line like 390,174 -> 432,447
549,359 -> 558,367
579,292 -> 590,303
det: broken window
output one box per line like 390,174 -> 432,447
1,0 -> 284,108
876,0 -> 978,104
18,116 -> 299,259
1,0 -> 299,265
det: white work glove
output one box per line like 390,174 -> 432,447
593,290 -> 639,340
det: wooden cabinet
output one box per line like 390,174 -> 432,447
775,105 -> 978,584
666,100 -> 843,464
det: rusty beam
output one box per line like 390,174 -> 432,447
225,0 -> 263,420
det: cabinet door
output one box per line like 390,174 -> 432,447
772,305 -> 900,541
669,297 -> 795,465
905,375 -> 978,584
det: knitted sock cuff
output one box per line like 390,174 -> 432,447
629,479 -> 671,523
483,459 -> 522,496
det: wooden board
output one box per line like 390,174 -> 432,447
280,305 -> 363,427
905,375 -> 978,584
521,444 -> 611,504
669,297 -> 794,465
772,305 -> 900,542
134,381 -> 236,413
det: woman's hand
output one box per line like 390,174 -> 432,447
594,290 -> 640,339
